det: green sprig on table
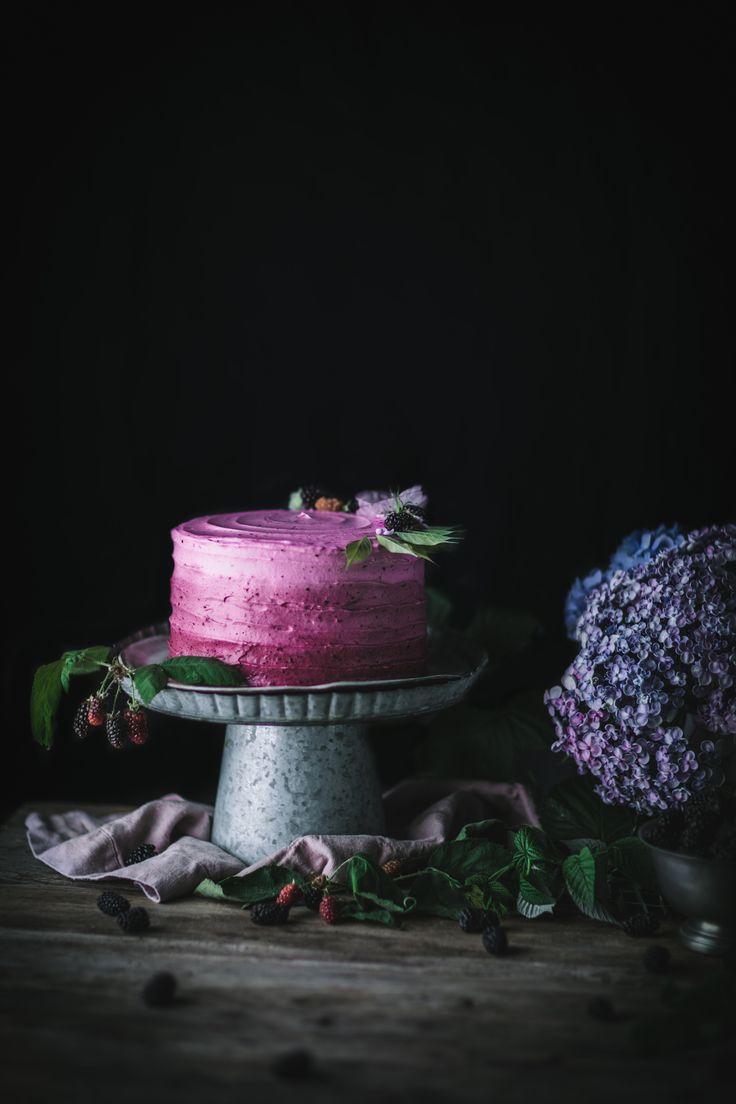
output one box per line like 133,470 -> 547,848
195,776 -> 660,929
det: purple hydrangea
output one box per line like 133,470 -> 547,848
564,525 -> 685,640
546,524 -> 736,814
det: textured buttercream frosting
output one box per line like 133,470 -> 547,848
168,510 -> 427,686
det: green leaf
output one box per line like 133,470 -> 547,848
512,826 -> 551,875
465,872 -> 514,913
341,902 -> 403,927
415,694 -> 552,784
344,537 -> 373,568
609,836 -> 657,894
376,533 -> 435,562
516,892 -> 555,919
394,526 -> 463,547
30,660 -> 64,747
343,854 -> 414,914
217,865 -> 300,906
455,819 -> 508,844
411,868 -> 467,919
160,656 -> 244,687
465,605 -> 542,664
60,646 -> 111,691
562,847 -> 597,909
425,586 -> 452,629
562,847 -> 619,925
194,878 -> 252,904
427,838 -> 512,883
540,776 -> 637,844
518,874 -> 557,906
132,664 -> 169,705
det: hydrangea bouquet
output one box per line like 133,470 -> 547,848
546,525 -> 736,814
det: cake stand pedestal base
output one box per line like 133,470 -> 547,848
119,624 -> 488,864
211,723 -> 385,864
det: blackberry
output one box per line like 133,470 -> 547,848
276,882 -> 302,907
403,503 -> 427,522
621,912 -> 660,938
299,485 -> 325,510
643,945 -> 672,973
125,843 -> 158,866
105,712 -> 127,750
97,891 -> 130,917
344,497 -> 358,513
481,924 -> 509,955
384,508 -> 424,533
458,907 -> 490,934
73,700 -> 91,740
251,901 -> 291,926
124,706 -> 149,746
587,996 -> 615,1021
271,1048 -> 315,1080
142,971 -> 177,1007
117,906 -> 150,933
302,885 -> 324,911
87,696 -> 107,727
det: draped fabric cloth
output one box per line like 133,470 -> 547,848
25,779 -> 538,903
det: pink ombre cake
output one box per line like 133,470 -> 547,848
168,510 -> 427,686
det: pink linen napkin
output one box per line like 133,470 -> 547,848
25,780 -> 538,903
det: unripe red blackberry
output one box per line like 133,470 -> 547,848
124,705 -> 149,746
319,895 -> 340,925
276,882 -> 302,907
87,696 -> 107,727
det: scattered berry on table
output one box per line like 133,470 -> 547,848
458,907 -> 490,934
276,882 -> 302,907
301,885 -> 324,911
125,844 -> 158,866
124,706 -> 149,746
251,902 -> 291,926
142,971 -> 177,1007
587,996 -> 615,1021
319,895 -> 340,925
271,1048 -> 315,1079
73,700 -> 92,740
643,945 -> 672,973
87,696 -> 107,727
105,712 -> 127,750
481,924 -> 508,955
383,508 -> 425,533
117,906 -> 150,933
97,891 -> 130,917
621,912 -> 660,938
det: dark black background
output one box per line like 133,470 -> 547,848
6,3 -> 734,816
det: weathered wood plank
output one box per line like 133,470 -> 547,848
0,803 -> 731,1104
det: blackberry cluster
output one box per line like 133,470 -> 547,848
384,507 -> 425,533
299,485 -> 326,509
481,924 -> 508,956
125,843 -> 158,866
647,790 -> 735,860
73,700 -> 91,740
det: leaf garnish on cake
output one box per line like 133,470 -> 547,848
345,486 -> 464,567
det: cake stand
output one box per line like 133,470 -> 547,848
118,622 -> 488,864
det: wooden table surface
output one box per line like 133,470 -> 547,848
0,803 -> 732,1104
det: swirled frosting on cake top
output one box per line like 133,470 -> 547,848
168,510 -> 427,686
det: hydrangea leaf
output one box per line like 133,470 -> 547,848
540,776 -> 636,844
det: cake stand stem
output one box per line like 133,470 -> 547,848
210,722 -> 386,864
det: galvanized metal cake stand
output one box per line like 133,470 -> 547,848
118,622 -> 488,864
